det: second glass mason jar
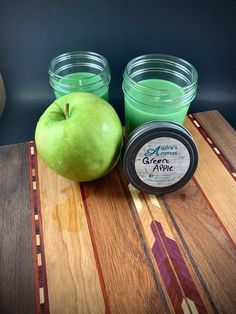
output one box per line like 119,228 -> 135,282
123,54 -> 198,134
49,51 -> 111,100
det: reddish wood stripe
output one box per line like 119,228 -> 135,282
151,221 -> 207,313
28,142 -> 50,314
189,114 -> 236,180
151,221 -> 184,314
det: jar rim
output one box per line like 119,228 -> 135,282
49,51 -> 110,81
123,54 -> 198,96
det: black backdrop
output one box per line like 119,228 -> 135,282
0,0 -> 235,145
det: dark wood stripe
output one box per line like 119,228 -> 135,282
80,183 -> 111,314
28,142 -> 50,314
0,143 -> 36,314
189,114 -> 236,180
116,166 -> 172,314
161,195 -> 219,314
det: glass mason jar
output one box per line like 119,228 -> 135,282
123,54 -> 198,134
49,51 -> 111,100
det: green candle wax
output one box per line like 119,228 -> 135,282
54,72 -> 109,100
124,79 -> 188,134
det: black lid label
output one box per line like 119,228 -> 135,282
135,137 -> 190,187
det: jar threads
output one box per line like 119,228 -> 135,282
49,51 -> 111,100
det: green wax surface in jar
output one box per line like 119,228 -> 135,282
125,79 -> 188,134
54,72 -> 109,100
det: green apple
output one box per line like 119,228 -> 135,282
35,92 -> 123,181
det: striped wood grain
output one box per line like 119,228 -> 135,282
162,179 -> 236,314
81,170 -> 171,314
124,180 -> 210,314
184,117 -> 236,245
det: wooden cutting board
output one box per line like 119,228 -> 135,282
0,110 -> 236,314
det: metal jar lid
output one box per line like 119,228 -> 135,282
121,121 -> 198,195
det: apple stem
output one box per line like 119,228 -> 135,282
65,103 -> 69,119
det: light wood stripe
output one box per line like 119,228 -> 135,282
39,287 -> 45,304
128,183 -> 143,213
36,234 -> 40,246
182,298 -> 199,314
145,195 -> 175,241
193,120 -> 200,127
213,147 -> 221,154
37,254 -> 42,266
32,168 -> 36,177
206,137 -> 213,144
37,157 -> 105,314
187,298 -> 200,314
32,181 -> 37,190
139,198 -> 156,248
148,194 -> 161,208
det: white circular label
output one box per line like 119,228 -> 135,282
135,137 -> 190,188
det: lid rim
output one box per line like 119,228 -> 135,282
122,121 -> 198,195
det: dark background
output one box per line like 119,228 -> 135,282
0,0 -> 235,145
